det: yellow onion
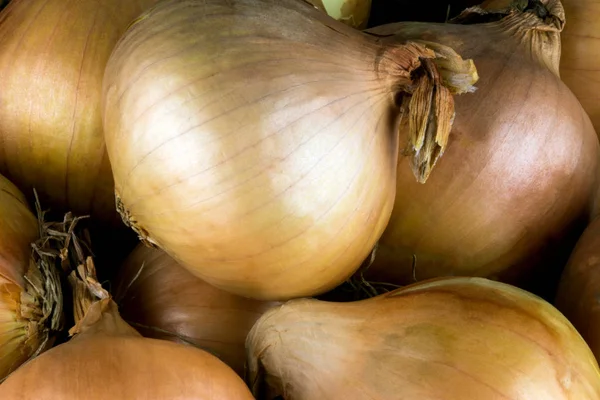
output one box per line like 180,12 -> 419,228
556,217 -> 600,360
364,0 -> 599,288
114,245 -> 278,376
0,258 -> 254,399
102,0 -> 478,300
247,277 -> 600,399
0,0 -> 159,221
560,0 -> 600,135
0,175 -> 63,380
306,0 -> 372,28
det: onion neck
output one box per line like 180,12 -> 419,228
376,42 -> 478,183
16,202 -> 91,366
68,258 -> 139,339
452,0 -> 564,76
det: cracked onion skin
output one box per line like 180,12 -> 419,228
102,0 -> 476,300
365,0 -> 600,288
247,277 -> 600,399
556,217 -> 600,361
0,0 -> 159,222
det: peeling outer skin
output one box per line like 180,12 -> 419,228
453,0 -> 564,75
394,41 -> 478,183
460,0 -> 565,31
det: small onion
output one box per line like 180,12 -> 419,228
0,0 -> 159,221
560,0 -> 600,135
0,259 -> 254,399
114,244 -> 278,376
306,0 -> 372,28
556,217 -> 600,360
0,175 -> 63,380
102,0 -> 477,300
364,0 -> 600,287
247,277 -> 600,399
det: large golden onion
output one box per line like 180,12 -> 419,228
102,0 -> 477,300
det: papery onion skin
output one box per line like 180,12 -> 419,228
556,217 -> 600,360
0,174 -> 63,380
247,277 -> 600,399
306,0 -> 372,28
560,0 -> 600,135
102,0 -> 476,300
0,0 -> 159,222
114,245 -> 278,376
0,301 -> 254,399
364,1 -> 599,289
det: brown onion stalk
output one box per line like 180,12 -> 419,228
102,0 -> 478,300
0,0 -> 159,221
114,245 -> 278,376
0,251 -> 254,398
560,0 -> 600,135
365,0 -> 599,289
556,217 -> 600,361
247,277 -> 600,399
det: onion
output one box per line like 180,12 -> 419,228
560,0 -> 600,135
0,258 -> 254,399
0,175 -> 65,380
306,0 -> 372,28
247,277 -> 600,399
0,0 -> 159,221
363,0 -> 600,288
114,244 -> 278,376
556,217 -> 600,360
102,0 -> 478,300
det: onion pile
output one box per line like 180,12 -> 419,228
102,0 -> 478,300
556,217 -> 600,360
364,0 -> 599,287
0,0 -> 159,221
0,174 -> 63,380
247,277 -> 600,399
0,258 -> 254,399
114,245 -> 278,376
306,0 -> 372,28
560,0 -> 600,135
